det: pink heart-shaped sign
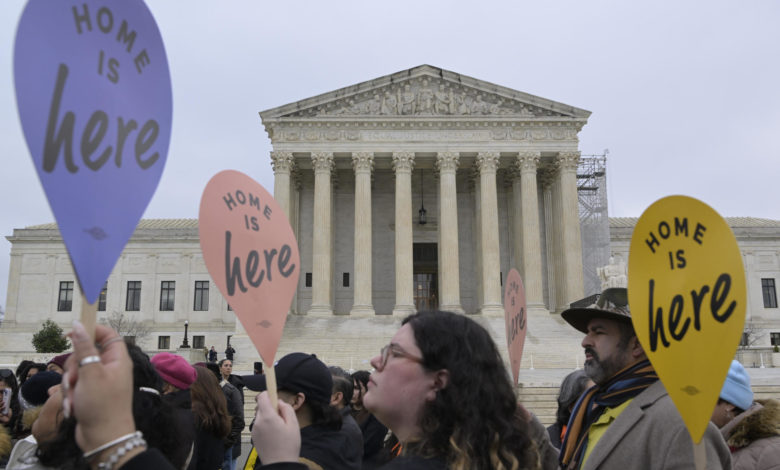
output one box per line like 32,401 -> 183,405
504,268 -> 527,385
199,170 -> 300,365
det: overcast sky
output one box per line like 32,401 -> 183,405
2,0 -> 779,310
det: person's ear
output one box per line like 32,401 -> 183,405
631,336 -> 646,360
426,369 -> 450,401
330,391 -> 343,407
291,392 -> 306,411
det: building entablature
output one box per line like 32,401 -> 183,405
260,65 -> 589,157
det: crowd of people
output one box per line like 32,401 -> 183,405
0,288 -> 778,469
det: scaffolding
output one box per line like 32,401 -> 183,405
578,151 -> 611,297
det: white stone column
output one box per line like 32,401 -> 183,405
435,152 -> 463,313
541,170 -> 556,312
471,170 -> 483,310
510,169 -> 523,278
351,152 -> 375,315
271,151 -> 295,219
476,152 -> 503,316
290,171 -> 301,314
516,152 -> 546,310
392,152 -> 415,316
309,152 -> 334,315
557,151 -> 584,306
271,151 -> 296,315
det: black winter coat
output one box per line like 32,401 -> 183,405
222,380 -> 245,459
163,389 -> 196,470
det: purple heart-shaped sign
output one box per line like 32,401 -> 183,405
14,0 -> 172,303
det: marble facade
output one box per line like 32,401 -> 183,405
4,66 -> 779,370
261,65 -> 591,318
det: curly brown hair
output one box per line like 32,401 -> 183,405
402,311 -> 540,470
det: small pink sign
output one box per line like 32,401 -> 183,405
199,170 -> 300,366
504,268 -> 527,385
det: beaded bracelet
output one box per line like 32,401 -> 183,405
84,432 -> 141,460
96,433 -> 147,470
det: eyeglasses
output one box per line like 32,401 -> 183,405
379,344 -> 424,370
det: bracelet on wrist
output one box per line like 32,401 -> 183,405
84,431 -> 142,460
96,434 -> 147,470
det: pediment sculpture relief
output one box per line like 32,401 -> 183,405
283,78 -> 567,118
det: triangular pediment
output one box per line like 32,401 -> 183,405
260,65 -> 590,121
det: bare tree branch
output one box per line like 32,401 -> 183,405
739,322 -> 766,350
100,311 -> 151,343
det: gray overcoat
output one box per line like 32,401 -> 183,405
579,381 -> 732,470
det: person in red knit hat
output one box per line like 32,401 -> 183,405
151,352 -> 197,468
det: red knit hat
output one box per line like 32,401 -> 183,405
47,353 -> 71,370
151,352 -> 196,390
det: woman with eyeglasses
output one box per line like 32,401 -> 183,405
252,310 -> 542,470
46,313 -> 542,469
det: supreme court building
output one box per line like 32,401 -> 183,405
262,65 -> 591,317
7,66 -> 778,370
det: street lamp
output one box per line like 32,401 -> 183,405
180,320 -> 190,348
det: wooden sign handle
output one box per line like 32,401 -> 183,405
80,292 -> 97,340
693,441 -> 706,470
265,365 -> 279,411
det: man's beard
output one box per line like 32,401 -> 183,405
583,347 -> 628,385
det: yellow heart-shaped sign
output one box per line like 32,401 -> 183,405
628,195 -> 746,443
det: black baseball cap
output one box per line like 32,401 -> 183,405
242,353 -> 332,405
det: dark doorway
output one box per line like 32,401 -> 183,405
413,243 -> 438,311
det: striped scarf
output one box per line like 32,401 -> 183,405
559,359 -> 658,469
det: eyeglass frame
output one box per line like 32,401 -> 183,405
378,343 -> 425,370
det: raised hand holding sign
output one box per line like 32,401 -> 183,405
503,268 -> 527,386
628,195 -> 746,468
199,170 -> 300,407
14,0 -> 172,334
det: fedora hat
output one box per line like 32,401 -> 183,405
561,287 -> 632,333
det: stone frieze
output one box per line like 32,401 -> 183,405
281,77 -> 571,118
271,125 -> 579,143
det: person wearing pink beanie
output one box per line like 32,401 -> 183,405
151,352 -> 197,392
151,352 -> 198,467
46,353 -> 71,374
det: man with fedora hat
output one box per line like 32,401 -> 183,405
243,353 -> 359,470
558,287 -> 731,470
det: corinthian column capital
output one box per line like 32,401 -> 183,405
435,152 -> 459,173
516,151 -> 541,173
556,151 -> 581,172
476,151 -> 500,173
352,152 -> 374,173
311,152 -> 334,173
392,152 -> 415,173
270,151 -> 295,173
